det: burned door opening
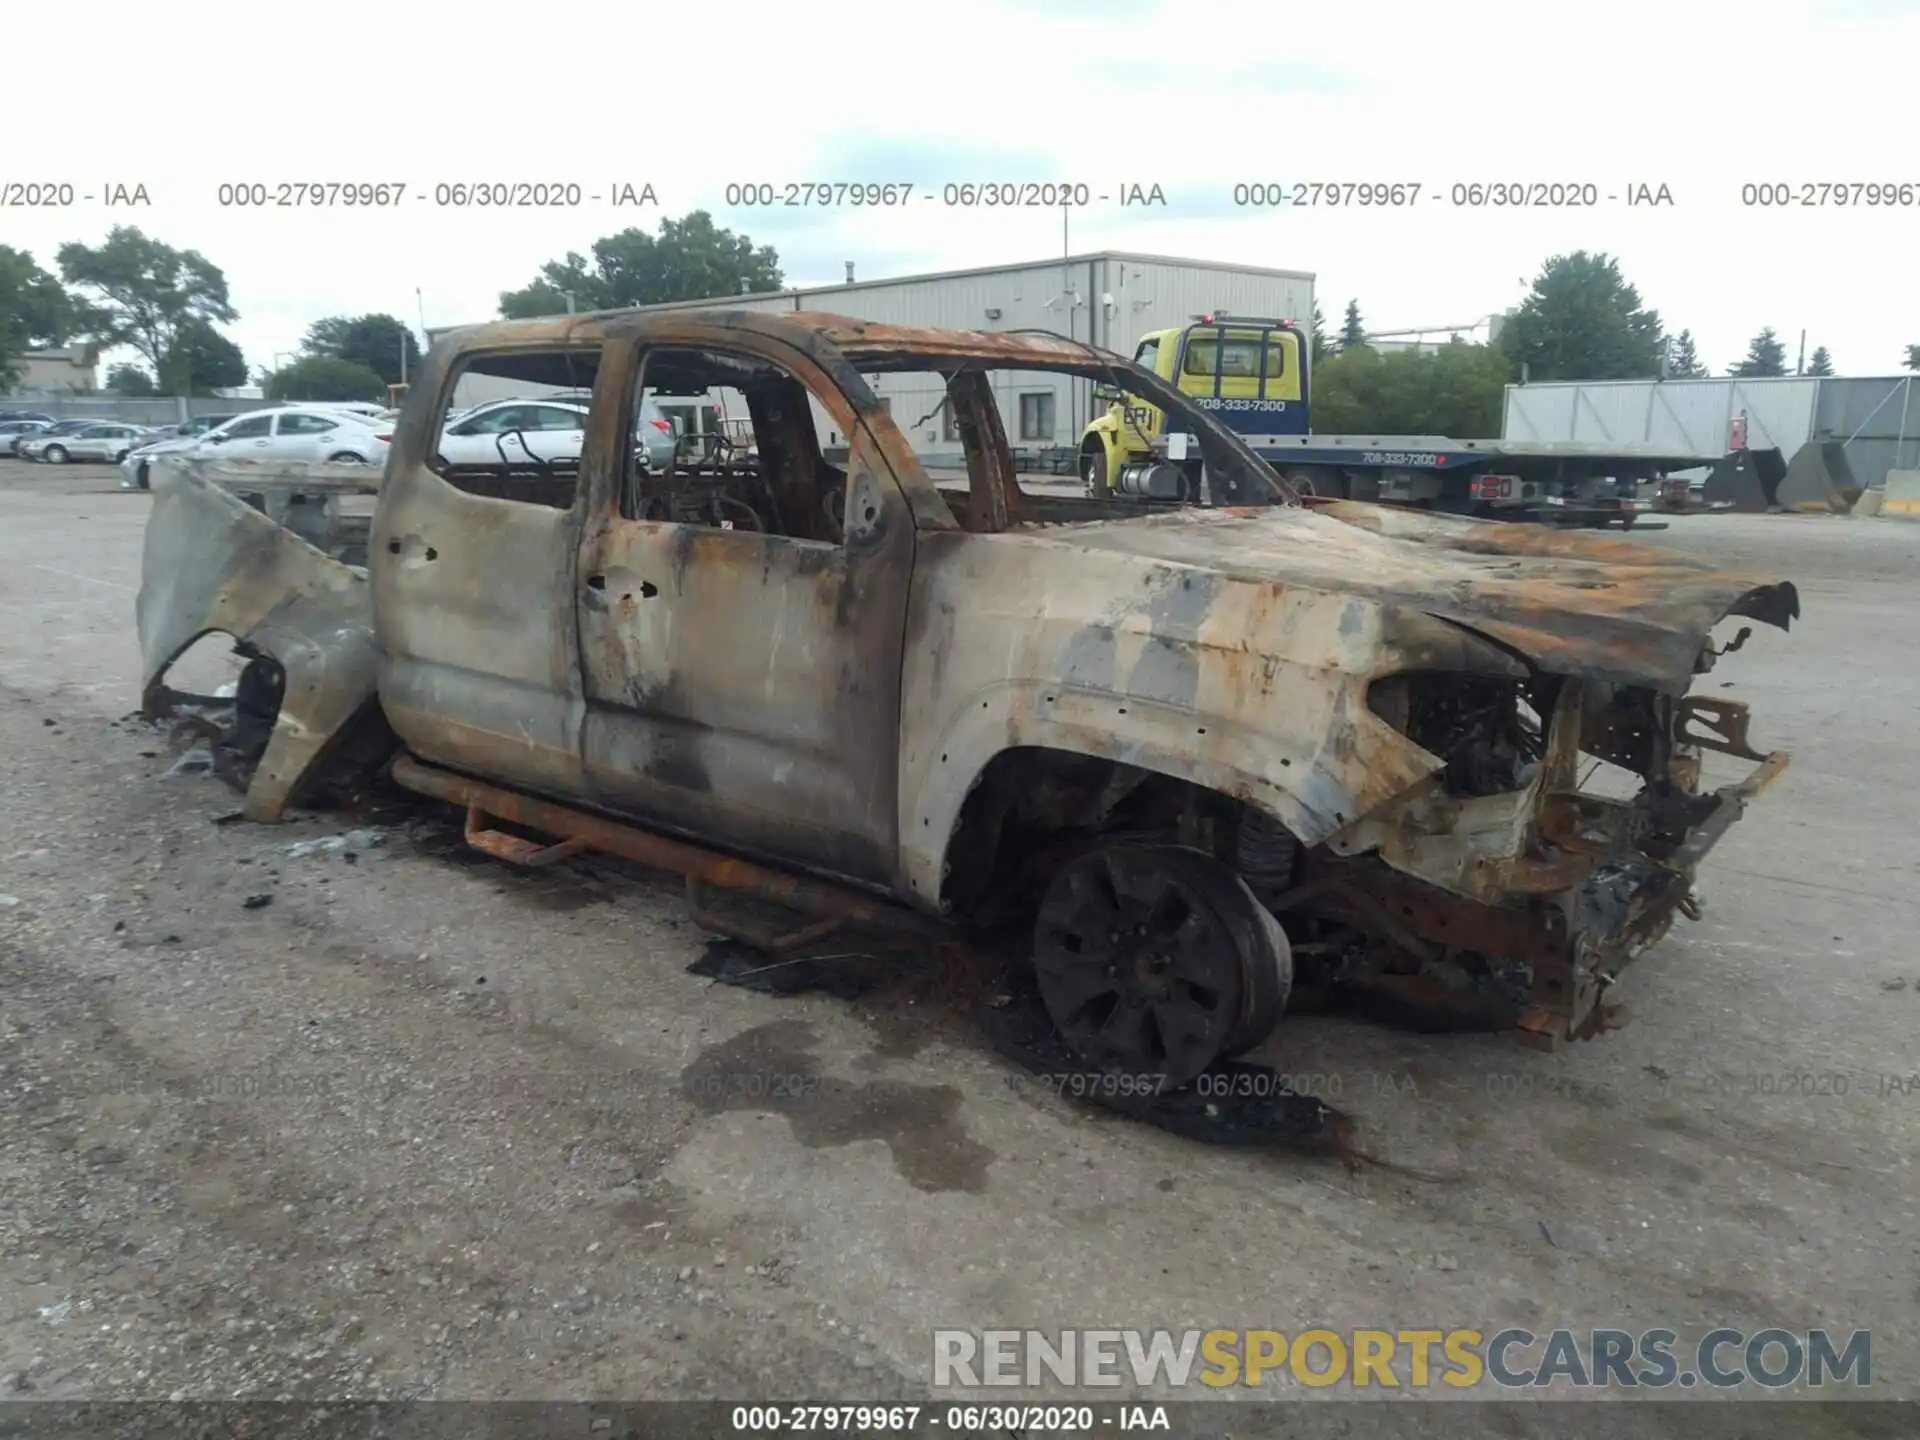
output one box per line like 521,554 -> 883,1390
573,340 -> 918,886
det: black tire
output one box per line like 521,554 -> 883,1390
326,451 -> 366,464
113,448 -> 130,464
43,444 -> 67,464
1080,442 -> 1108,496
1032,842 -> 1290,1087
136,462 -> 150,490
1174,855 -> 1293,1057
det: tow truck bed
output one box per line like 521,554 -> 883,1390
1228,434 -> 1724,526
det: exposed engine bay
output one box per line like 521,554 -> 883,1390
932,644 -> 1788,1051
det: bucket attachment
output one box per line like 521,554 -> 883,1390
1774,440 -> 1862,514
1703,447 -> 1785,512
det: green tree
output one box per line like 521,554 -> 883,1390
1806,346 -> 1835,377
262,355 -> 387,403
1338,298 -> 1367,351
303,312 -> 421,386
55,227 -> 238,395
1313,339 -> 1514,438
0,245 -> 76,389
1729,327 -> 1787,377
1665,329 -> 1708,378
1308,302 -> 1334,368
168,320 -> 247,393
106,362 -> 157,395
500,211 -> 783,318
1499,252 -> 1665,381
1905,344 -> 1919,371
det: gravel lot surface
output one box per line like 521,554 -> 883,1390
2,459 -> 1916,1436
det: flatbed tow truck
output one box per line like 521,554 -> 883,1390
1078,314 -> 1727,527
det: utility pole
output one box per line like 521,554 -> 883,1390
1796,328 -> 1807,376
1063,203 -> 1075,439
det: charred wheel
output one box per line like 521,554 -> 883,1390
1032,843 -> 1291,1089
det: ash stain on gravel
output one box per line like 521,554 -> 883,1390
680,1020 -> 993,1194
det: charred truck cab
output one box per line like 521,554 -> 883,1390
137,312 -> 1799,1091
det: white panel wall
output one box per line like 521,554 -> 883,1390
1105,258 -> 1314,346
1504,377 -> 1822,455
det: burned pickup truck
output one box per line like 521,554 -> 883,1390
137,311 -> 1799,1087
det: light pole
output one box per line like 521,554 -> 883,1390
270,351 -> 296,397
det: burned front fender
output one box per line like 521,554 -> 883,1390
137,464 -> 379,821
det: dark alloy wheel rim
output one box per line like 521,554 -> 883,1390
1033,847 -> 1242,1087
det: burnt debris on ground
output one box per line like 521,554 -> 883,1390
688,937 -> 894,1002
690,934 -> 1356,1161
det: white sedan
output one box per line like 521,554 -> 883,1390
435,397 -> 679,471
188,406 -> 391,466
435,399 -> 592,468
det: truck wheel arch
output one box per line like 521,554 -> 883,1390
1078,433 -> 1114,491
897,684 -> 1381,910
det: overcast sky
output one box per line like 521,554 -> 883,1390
8,0 -> 1917,381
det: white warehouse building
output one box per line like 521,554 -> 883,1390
432,251 -> 1314,463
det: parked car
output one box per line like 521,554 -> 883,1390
16,419 -> 119,462
118,415 -> 239,489
435,395 -> 678,472
119,407 -> 390,488
435,398 -> 592,470
292,401 -> 389,422
136,310 -> 1802,1087
0,410 -> 56,424
123,431 -> 210,489
183,405 -> 391,467
0,419 -> 52,455
143,416 -> 227,442
33,421 -> 156,464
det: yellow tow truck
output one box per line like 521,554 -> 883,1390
1079,313 -> 1724,526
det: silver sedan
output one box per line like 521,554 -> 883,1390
0,419 -> 52,456
20,422 -> 155,464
